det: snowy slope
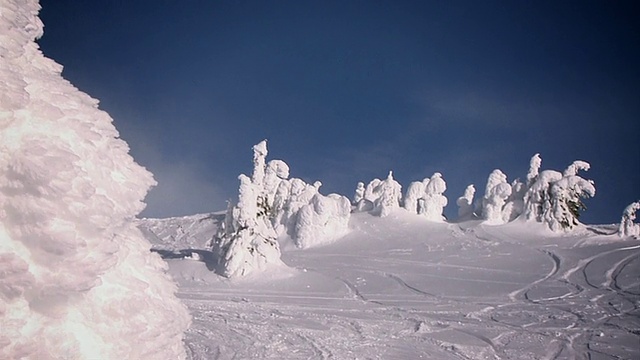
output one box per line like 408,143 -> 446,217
141,211 -> 639,360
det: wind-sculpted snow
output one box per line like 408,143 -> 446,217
146,212 -> 640,360
0,1 -> 190,358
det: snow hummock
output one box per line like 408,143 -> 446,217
0,1 -> 190,358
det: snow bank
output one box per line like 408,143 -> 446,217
0,1 -> 190,359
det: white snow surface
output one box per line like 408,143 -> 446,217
141,211 -> 640,360
0,1 -> 190,358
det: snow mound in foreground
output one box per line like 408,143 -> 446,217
0,1 -> 190,358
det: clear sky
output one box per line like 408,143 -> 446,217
37,0 -> 638,224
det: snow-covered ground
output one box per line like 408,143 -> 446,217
140,211 -> 640,360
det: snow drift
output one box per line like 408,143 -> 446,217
0,1 -> 190,358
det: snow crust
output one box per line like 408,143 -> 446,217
0,1 -> 189,358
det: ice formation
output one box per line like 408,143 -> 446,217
0,1 -> 190,358
618,201 -> 640,238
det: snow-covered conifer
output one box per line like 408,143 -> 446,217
422,173 -> 448,221
214,146 -> 284,278
354,182 -> 365,204
373,171 -> 402,217
0,2 -> 190,358
526,153 -> 542,186
456,184 -> 476,219
618,201 -> 640,238
502,179 -> 525,222
523,170 -> 563,222
364,178 -> 382,202
263,159 -> 289,206
294,193 -> 351,248
403,180 -> 427,214
522,159 -> 595,232
482,170 -> 512,225
546,174 -> 595,231
563,160 -> 590,177
252,140 -> 268,186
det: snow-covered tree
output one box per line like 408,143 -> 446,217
295,193 -> 351,248
214,142 -> 284,277
546,174 -> 595,231
354,178 -> 382,212
403,180 -> 427,214
422,173 -> 448,221
526,153 -> 542,186
353,181 -> 365,204
482,170 -> 512,225
522,158 -> 595,231
456,184 -> 476,219
0,1 -> 190,358
502,179 -> 525,222
217,141 -> 350,254
618,201 -> 640,238
373,171 -> 403,217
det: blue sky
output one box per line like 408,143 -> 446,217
38,0 -> 638,223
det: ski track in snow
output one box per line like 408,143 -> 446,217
145,215 -> 640,360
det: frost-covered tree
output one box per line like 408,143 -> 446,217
502,179 -> 525,222
618,201 -> 640,238
373,171 -> 403,217
546,173 -> 595,231
217,141 -> 350,254
482,170 -> 512,225
526,153 -> 542,186
353,181 -> 365,204
0,2 -> 190,358
522,158 -> 595,231
456,184 -> 476,219
214,141 -> 284,277
355,177 -> 382,212
422,173 -> 448,221
295,193 -> 351,248
403,180 -> 427,214
263,159 -> 289,207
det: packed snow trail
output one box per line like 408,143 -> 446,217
141,211 -> 640,359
